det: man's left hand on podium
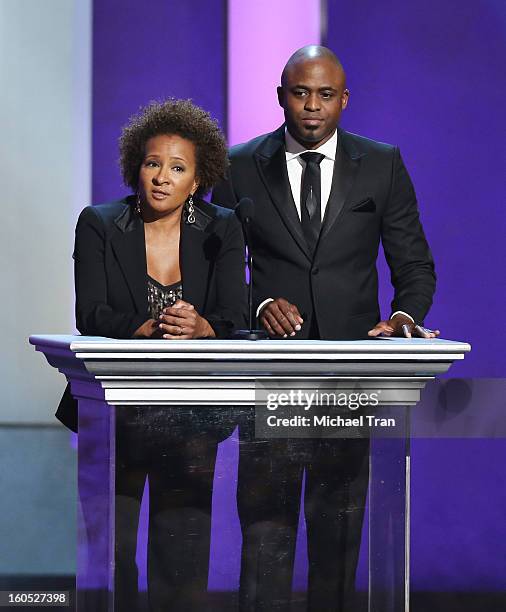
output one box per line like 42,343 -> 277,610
368,312 -> 440,339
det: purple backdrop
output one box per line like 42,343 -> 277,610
327,0 -> 506,591
327,0 -> 506,378
92,0 -> 227,203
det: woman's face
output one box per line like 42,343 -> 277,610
138,134 -> 198,219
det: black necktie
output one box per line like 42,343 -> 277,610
300,152 -> 325,255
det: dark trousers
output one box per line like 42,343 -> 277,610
114,406 -> 229,612
237,353 -> 369,612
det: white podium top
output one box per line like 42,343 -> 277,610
31,335 -> 470,359
29,335 -> 471,406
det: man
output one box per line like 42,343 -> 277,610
213,46 -> 437,611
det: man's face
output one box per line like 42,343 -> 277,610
277,57 -> 349,149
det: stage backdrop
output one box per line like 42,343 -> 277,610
92,0 -> 228,203
0,0 -> 91,577
326,0 -> 506,593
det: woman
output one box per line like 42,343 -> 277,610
59,100 -> 247,611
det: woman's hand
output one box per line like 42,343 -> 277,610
158,300 -> 216,339
132,319 -> 163,338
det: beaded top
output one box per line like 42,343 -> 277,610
147,276 -> 183,319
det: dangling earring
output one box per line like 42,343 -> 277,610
186,194 -> 196,224
135,192 -> 142,215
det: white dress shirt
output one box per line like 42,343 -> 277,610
285,128 -> 337,221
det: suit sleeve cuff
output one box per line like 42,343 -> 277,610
390,310 -> 414,323
256,298 -> 274,319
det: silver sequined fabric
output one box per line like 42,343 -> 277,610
147,276 -> 183,319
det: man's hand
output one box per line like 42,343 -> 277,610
259,298 -> 304,338
158,300 -> 216,339
368,312 -> 440,338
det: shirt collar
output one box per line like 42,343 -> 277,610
285,127 -> 338,162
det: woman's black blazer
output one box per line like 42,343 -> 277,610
56,196 -> 247,431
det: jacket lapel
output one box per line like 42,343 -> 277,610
110,202 -> 148,315
254,126 -> 312,261
180,205 -> 212,313
319,129 -> 362,244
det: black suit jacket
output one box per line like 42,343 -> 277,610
56,196 -> 247,431
212,126 -> 436,340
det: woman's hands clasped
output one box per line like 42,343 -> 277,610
133,300 -> 215,339
158,300 -> 215,339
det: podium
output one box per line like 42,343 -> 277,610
30,335 -> 470,612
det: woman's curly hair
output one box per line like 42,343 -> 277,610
119,99 -> 228,195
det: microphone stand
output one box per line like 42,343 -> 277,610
233,216 -> 268,340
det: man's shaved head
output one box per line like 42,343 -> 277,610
281,45 -> 345,87
278,45 -> 349,149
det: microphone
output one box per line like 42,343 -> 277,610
235,197 -> 254,222
235,197 -> 255,241
233,198 -> 268,340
